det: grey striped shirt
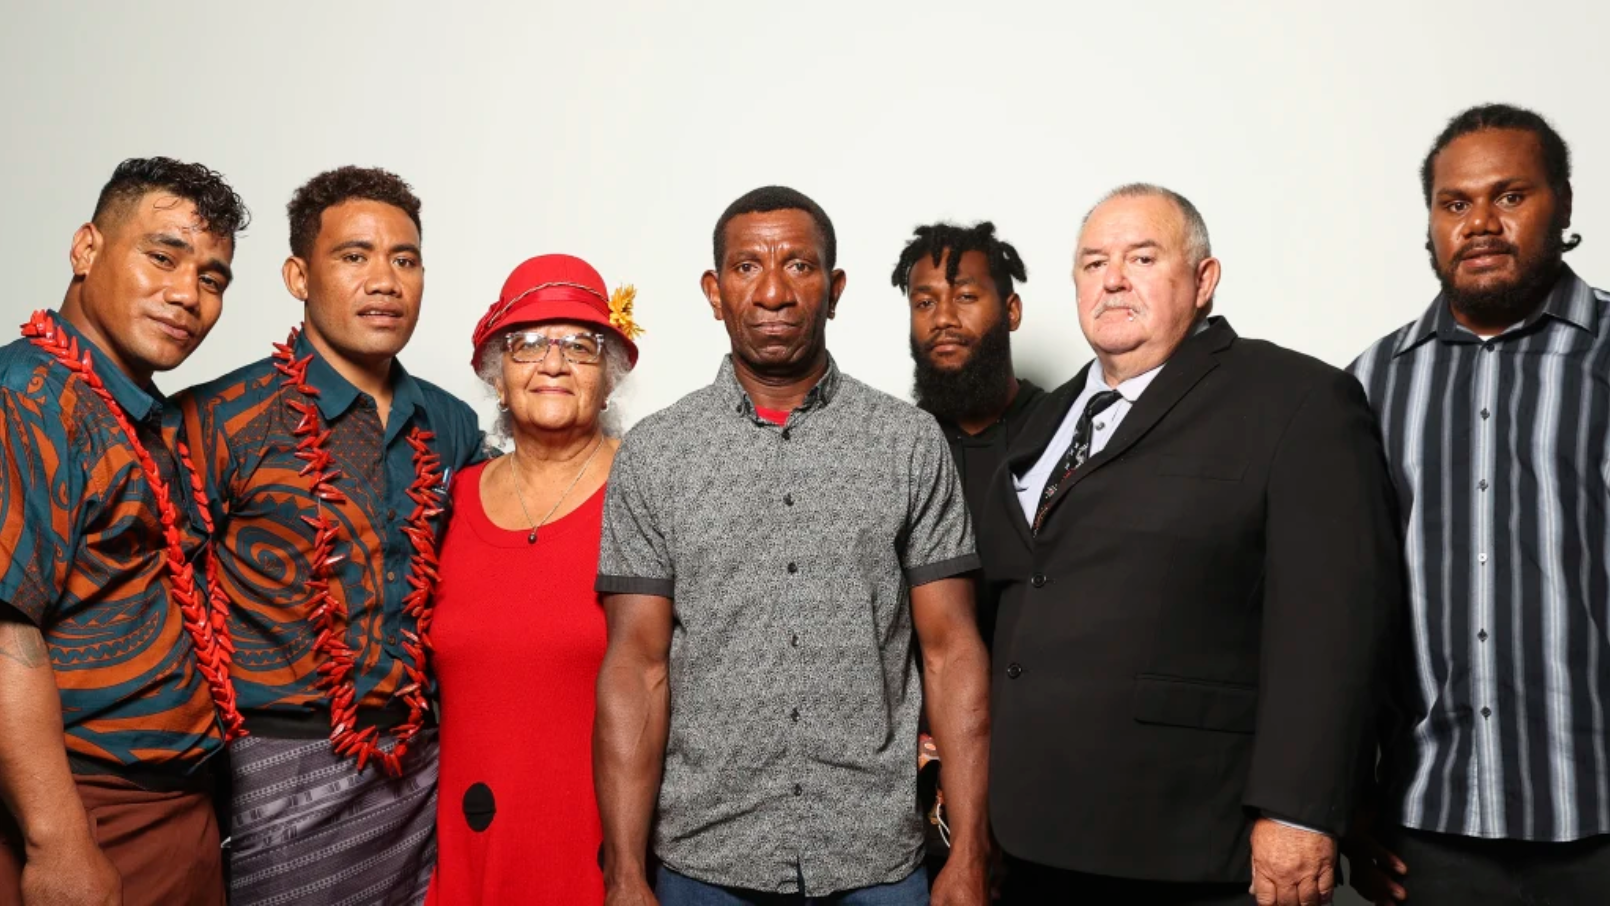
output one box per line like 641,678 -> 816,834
1350,267 -> 1610,842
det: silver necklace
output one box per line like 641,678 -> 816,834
508,435 -> 605,544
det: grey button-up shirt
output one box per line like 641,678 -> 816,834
597,355 -> 978,895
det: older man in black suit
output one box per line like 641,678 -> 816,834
981,184 -> 1402,906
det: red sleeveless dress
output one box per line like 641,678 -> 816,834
426,461 -> 607,906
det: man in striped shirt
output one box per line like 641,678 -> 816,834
1347,103 -> 1610,904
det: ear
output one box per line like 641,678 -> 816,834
70,222 -> 101,277
1005,292 -> 1023,332
282,256 -> 310,303
701,270 -> 723,321
827,269 -> 847,320
1194,257 -> 1222,311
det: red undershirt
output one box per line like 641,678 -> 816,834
754,406 -> 791,425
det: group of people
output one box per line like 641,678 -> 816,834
0,99 -> 1602,906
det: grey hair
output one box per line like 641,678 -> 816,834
1082,182 -> 1213,266
474,329 -> 634,445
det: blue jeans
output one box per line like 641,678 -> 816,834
655,865 -> 929,906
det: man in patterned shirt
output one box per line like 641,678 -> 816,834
179,167 -> 483,906
594,186 -> 992,906
0,158 -> 248,906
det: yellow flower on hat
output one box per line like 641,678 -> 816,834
608,284 -> 644,340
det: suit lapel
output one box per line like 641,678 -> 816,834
1037,319 -> 1237,526
998,363 -> 1092,547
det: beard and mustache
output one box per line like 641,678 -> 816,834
909,314 -> 1015,425
1431,221 -> 1570,328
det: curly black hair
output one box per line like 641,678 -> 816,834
890,220 -> 1027,300
287,166 -> 422,260
1421,104 -> 1572,209
92,157 -> 249,241
713,185 -> 836,270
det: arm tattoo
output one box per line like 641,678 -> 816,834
0,621 -> 48,669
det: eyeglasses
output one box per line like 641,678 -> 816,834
503,330 -> 606,365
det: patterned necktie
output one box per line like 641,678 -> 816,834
1032,389 -> 1123,534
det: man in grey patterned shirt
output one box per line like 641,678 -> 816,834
594,186 -> 991,906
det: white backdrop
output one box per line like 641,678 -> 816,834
4,1 -> 1607,430
3,3 -> 1609,898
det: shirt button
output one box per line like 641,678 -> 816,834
783,493 -> 794,507
1481,706 -> 1493,718
780,428 -> 792,441
1483,344 -> 1495,353
386,570 -> 397,582
1478,554 -> 1488,565
787,562 -> 798,574
793,783 -> 803,796
1006,663 -> 1023,679
790,708 -> 800,723
1478,629 -> 1489,642
1030,574 -> 1048,588
1480,408 -> 1491,419
386,632 -> 399,646
1478,480 -> 1489,491
387,508 -> 397,521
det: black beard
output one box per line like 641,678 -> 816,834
1431,227 -> 1567,328
910,316 -> 1014,425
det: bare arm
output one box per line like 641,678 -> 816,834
0,606 -> 119,905
594,593 -> 673,903
911,576 -> 990,903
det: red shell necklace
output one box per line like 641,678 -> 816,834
272,325 -> 443,777
20,310 -> 247,740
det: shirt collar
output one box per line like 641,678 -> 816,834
56,316 -> 162,423
1394,265 -> 1597,357
1084,355 -> 1166,403
293,328 -> 423,432
716,353 -> 843,420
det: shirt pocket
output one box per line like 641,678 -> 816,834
1132,673 -> 1258,734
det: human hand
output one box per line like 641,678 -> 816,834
1250,817 -> 1337,906
21,832 -> 121,906
602,875 -> 659,906
1341,811 -> 1407,905
930,855 -> 988,906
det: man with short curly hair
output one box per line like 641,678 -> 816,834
0,156 -> 248,906
178,166 -> 485,906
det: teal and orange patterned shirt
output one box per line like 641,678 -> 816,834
0,316 -> 222,780
177,331 -> 485,728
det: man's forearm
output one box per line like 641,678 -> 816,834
593,647 -> 669,884
0,617 -> 92,851
924,635 -> 991,862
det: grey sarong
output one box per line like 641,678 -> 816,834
226,728 -> 438,906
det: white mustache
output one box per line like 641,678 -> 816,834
1093,296 -> 1144,319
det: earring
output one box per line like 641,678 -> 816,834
498,399 -> 509,412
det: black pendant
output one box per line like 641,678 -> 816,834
526,530 -> 538,544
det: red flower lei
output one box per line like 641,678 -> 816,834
20,311 -> 246,741
271,326 -> 443,777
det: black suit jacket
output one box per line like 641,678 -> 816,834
982,318 -> 1401,883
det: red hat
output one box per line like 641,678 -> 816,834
470,253 -> 642,370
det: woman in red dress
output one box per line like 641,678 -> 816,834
427,254 -> 642,906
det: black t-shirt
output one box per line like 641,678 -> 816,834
934,379 -> 1045,650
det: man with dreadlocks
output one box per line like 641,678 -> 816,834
179,167 -> 484,906
893,220 -> 1043,648
0,157 -> 249,906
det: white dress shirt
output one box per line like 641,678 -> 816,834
1013,361 -> 1165,522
